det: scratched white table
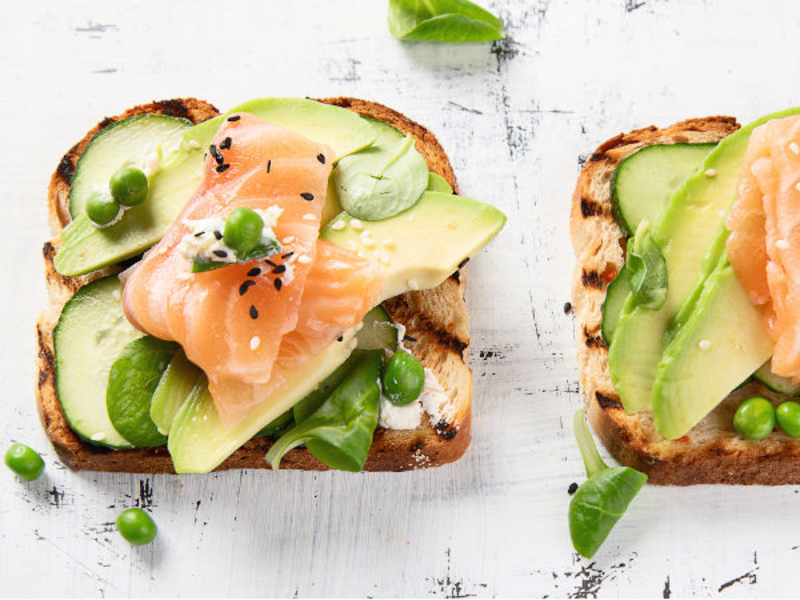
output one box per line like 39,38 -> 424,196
2,1 -> 798,597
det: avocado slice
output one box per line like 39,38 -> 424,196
609,107 -> 800,414
166,192 -> 506,473
184,97 -> 375,160
652,256 -> 774,439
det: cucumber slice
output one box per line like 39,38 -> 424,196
52,276 -> 143,448
611,143 -> 716,236
106,337 -> 178,447
150,349 -> 203,435
754,360 -> 800,396
356,305 -> 398,351
601,264 -> 629,344
69,114 -> 192,219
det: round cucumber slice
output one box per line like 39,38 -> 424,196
753,360 -> 800,397
356,305 -> 398,351
53,276 -> 143,448
106,337 -> 178,447
69,114 -> 192,219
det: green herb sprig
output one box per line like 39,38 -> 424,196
388,0 -> 504,42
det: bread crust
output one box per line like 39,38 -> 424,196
37,97 -> 472,473
571,115 -> 800,485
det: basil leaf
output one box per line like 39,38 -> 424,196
388,0 -> 504,42
335,134 -> 428,221
626,223 -> 668,311
266,350 -> 382,472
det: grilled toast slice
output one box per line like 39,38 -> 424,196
572,116 -> 800,485
37,97 -> 472,473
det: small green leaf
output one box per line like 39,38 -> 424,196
626,221 -> 668,310
191,238 -> 282,273
335,134 -> 428,221
388,0 -> 504,42
266,350 -> 382,472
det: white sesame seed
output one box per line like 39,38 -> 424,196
250,336 -> 261,350
704,168 -> 717,177
360,231 -> 375,247
302,213 -> 316,221
188,140 -> 201,150
282,235 -> 295,244
698,340 -> 712,350
791,142 -> 800,155
777,239 -> 790,250
407,279 -> 420,291
297,254 -> 312,264
91,432 -> 107,442
796,181 -> 800,193
331,220 -> 346,231
350,219 -> 364,231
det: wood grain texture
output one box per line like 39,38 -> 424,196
2,0 -> 800,597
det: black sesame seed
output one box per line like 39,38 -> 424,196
239,280 -> 256,296
213,230 -> 222,240
564,301 -> 573,315
300,192 -> 314,201
209,144 -> 223,164
247,267 -> 261,277
317,153 -> 326,164
272,264 -> 286,275
266,160 -> 272,174
264,259 -> 277,267
281,251 -> 294,259
273,278 -> 283,291
458,257 -> 470,269
249,305 -> 258,319
227,115 -> 241,122
337,335 -> 344,342
216,163 -> 230,173
213,250 -> 228,258
568,482 -> 579,495
220,136 -> 232,150
194,231 -> 204,238
404,334 -> 417,342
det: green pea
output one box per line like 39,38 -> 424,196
223,208 -> 264,254
116,508 -> 158,546
776,401 -> 800,438
733,396 -> 775,440
110,166 -> 149,207
382,350 -> 425,406
85,191 -> 121,226
4,443 -> 45,481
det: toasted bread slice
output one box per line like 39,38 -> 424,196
572,116 -> 800,485
37,97 -> 472,473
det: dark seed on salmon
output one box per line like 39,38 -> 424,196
227,115 -> 241,122
220,137 -> 232,150
239,280 -> 256,295
317,153 -> 326,164
274,278 -> 283,291
266,160 -> 272,174
213,230 -> 222,240
300,192 -> 314,201
249,305 -> 258,319
213,250 -> 228,258
247,267 -> 261,277
216,163 -> 230,173
272,264 -> 286,275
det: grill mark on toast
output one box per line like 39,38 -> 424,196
37,326 -> 54,388
581,269 -> 604,289
580,197 -> 604,218
583,326 -> 606,349
98,117 -> 116,131
155,98 -> 190,119
56,155 -> 75,185
595,391 -> 622,410
434,419 -> 459,440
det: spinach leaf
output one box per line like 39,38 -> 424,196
569,409 -> 648,559
388,0 -> 504,42
626,220 -> 668,310
266,350 -> 383,472
335,134 -> 428,221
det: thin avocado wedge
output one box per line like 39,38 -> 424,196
106,337 -> 178,447
611,143 -> 716,236
652,257 -> 774,439
150,349 -> 203,435
427,172 -> 453,194
609,107 -> 800,414
322,191 -> 506,301
184,97 -> 375,161
55,145 -> 203,276
69,114 -> 192,219
53,276 -> 142,448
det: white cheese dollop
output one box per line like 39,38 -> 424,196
378,367 -> 455,430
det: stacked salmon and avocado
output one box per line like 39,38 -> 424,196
42,97 -> 506,473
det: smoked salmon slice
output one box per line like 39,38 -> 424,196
727,115 -> 800,378
122,114 -> 383,424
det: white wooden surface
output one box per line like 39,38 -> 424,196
2,1 -> 799,597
